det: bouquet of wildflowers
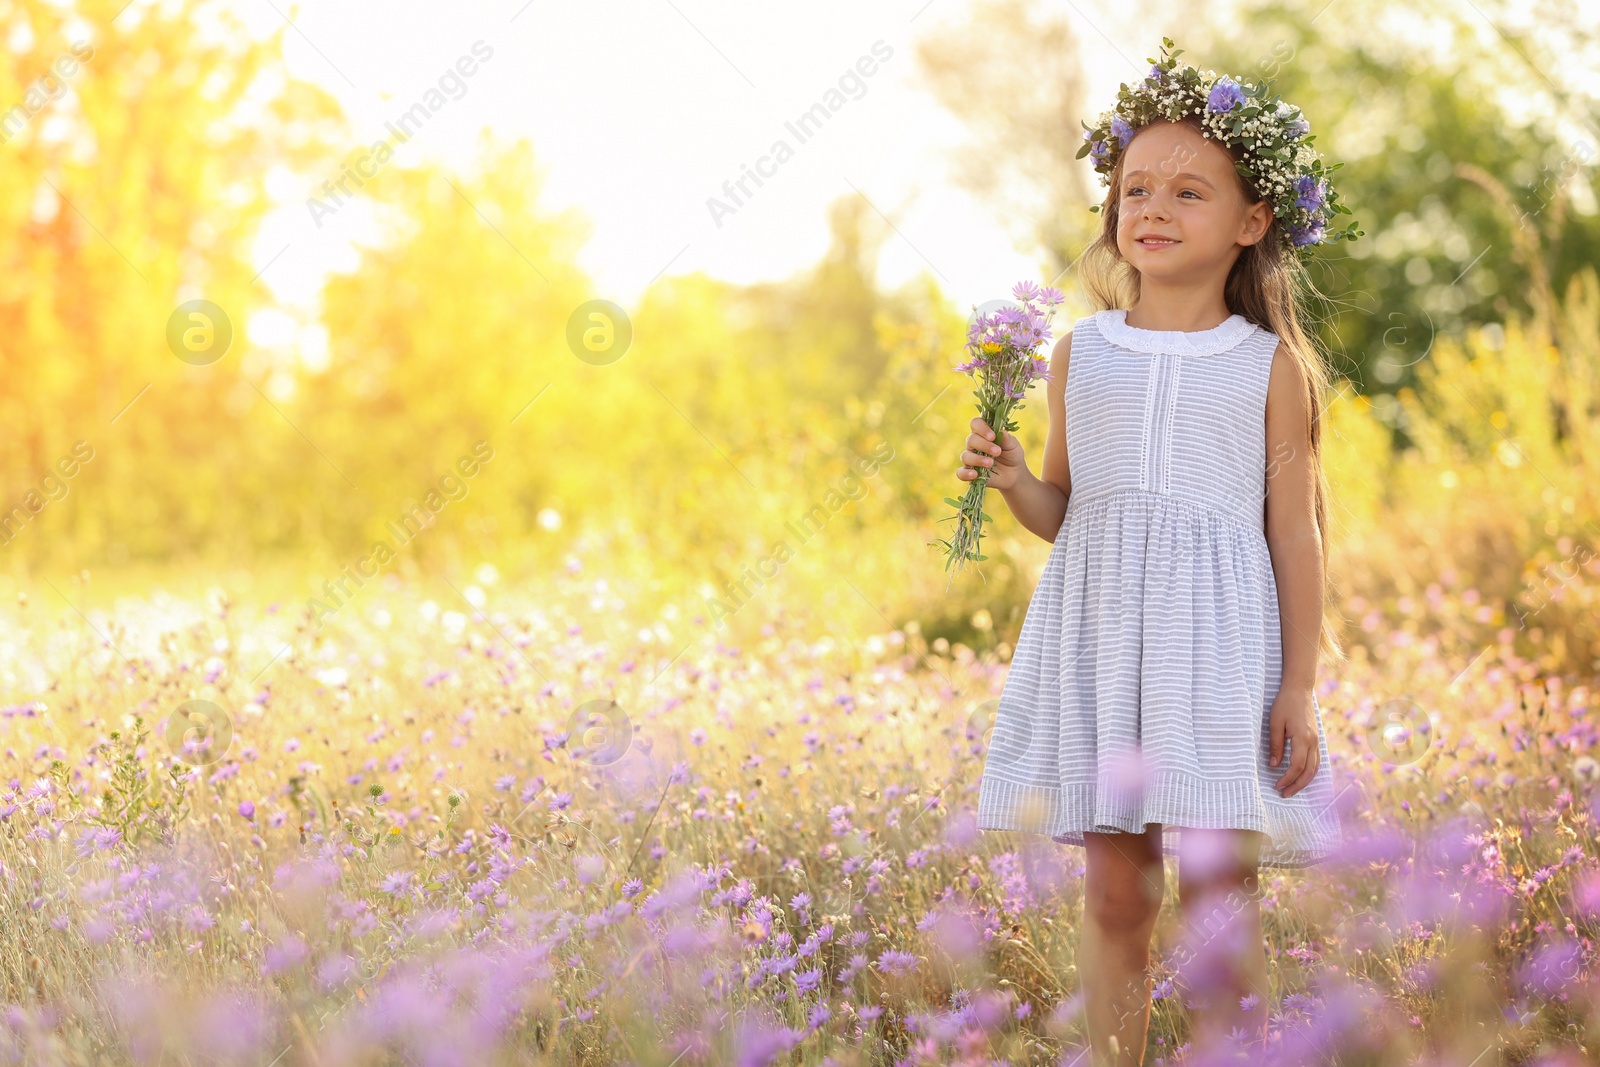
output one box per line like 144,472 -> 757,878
933,280 -> 1062,579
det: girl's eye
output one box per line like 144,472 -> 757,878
1124,186 -> 1201,199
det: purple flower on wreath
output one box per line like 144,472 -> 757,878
1110,114 -> 1136,148
1206,77 -> 1245,114
1089,138 -> 1110,166
1294,174 -> 1327,212
1284,115 -> 1310,140
1289,220 -> 1326,248
1146,63 -> 1165,85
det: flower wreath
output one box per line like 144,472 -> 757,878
1077,37 -> 1362,264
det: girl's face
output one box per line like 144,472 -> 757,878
1114,120 -> 1273,276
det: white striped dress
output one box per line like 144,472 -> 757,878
975,307 -> 1344,869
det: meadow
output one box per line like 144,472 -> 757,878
2,291 -> 1599,1065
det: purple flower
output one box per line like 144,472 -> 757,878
1285,115 -> 1310,140
1089,138 -> 1110,166
734,1016 -> 803,1067
1110,114 -> 1136,147
237,800 -> 255,820
74,826 -> 122,857
1146,63 -> 1165,84
1573,869 -> 1600,917
1011,279 -> 1040,302
261,933 -> 308,976
1289,220 -> 1326,247
1294,174 -> 1327,211
1516,936 -> 1584,998
875,948 -> 920,977
1206,77 -> 1245,114
380,870 -> 413,896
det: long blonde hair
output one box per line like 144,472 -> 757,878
1078,114 -> 1347,666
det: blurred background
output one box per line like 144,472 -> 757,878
2,0 -> 1599,664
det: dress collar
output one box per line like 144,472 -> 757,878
1093,308 -> 1256,356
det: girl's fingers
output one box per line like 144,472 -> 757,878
1276,745 -> 1306,793
1281,737 -> 1318,795
1299,742 -> 1319,788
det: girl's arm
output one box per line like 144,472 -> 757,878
1262,341 -> 1324,692
1263,340 -> 1325,795
996,330 -> 1073,543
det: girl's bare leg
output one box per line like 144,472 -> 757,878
1080,826 -> 1166,1066
1174,827 -> 1269,1052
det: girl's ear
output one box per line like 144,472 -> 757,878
1239,197 -> 1274,247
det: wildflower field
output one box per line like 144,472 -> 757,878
4,295 -> 1600,1064
1,530 -> 1598,1065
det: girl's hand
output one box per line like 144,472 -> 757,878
1269,689 -> 1321,798
958,417 -> 1026,491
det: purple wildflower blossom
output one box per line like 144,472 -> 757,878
1294,174 -> 1327,211
1206,77 -> 1245,113
876,948 -> 920,977
1290,221 -> 1326,248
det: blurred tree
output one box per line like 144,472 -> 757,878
913,0 -> 1095,277
0,0 -> 343,569
308,137 -> 590,549
1192,0 -> 1600,411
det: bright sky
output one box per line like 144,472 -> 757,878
237,0 -> 1160,320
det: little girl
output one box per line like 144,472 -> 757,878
960,41 -> 1360,1064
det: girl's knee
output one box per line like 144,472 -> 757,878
1083,827 -> 1166,931
1176,827 -> 1263,889
1085,883 -> 1162,934
1084,863 -> 1164,933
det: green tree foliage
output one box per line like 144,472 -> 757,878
1191,0 -> 1600,404
0,0 -> 343,567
